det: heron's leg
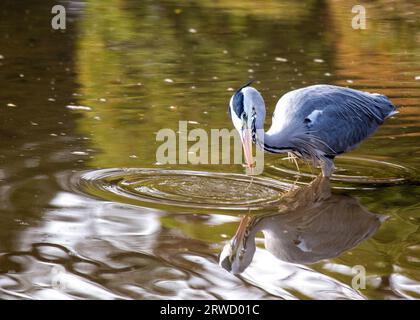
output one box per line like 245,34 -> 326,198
320,159 -> 334,178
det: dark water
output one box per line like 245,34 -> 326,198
0,0 -> 419,299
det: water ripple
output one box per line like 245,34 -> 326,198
266,156 -> 415,187
72,169 -> 293,212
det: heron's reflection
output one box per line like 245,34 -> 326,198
219,176 -> 386,274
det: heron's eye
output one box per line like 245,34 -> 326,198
241,113 -> 248,128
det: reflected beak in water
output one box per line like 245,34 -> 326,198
241,129 -> 255,171
219,215 -> 252,273
233,215 -> 251,248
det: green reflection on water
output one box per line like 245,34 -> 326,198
73,0 -> 336,169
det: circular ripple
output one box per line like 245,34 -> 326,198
267,156 -> 414,186
74,169 -> 293,211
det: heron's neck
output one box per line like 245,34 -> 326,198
250,101 -> 292,153
253,123 -> 291,153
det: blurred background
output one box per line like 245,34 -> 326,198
0,0 -> 419,299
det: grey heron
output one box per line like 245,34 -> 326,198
229,83 -> 397,176
219,176 -> 385,274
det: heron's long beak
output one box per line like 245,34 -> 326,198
241,128 -> 254,171
232,215 -> 251,251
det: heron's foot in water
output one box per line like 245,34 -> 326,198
309,174 -> 332,200
320,159 -> 334,178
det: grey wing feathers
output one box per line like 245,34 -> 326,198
294,85 -> 396,156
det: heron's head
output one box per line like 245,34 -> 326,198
229,82 -> 266,169
219,215 -> 257,274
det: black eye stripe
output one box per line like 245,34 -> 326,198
232,91 -> 244,118
229,81 -> 254,119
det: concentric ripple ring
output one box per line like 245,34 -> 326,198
266,156 -> 415,186
72,169 -> 293,211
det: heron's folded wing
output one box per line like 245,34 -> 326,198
306,88 -> 396,155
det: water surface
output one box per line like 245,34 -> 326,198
0,0 -> 419,299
